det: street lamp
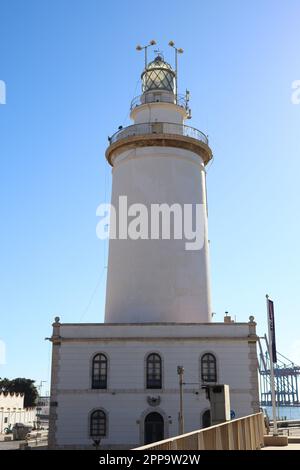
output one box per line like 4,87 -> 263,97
168,41 -> 184,104
136,40 -> 157,68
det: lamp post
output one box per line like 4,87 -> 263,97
177,365 -> 185,435
266,294 -> 278,436
168,41 -> 184,104
136,40 -> 157,69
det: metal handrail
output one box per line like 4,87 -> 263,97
130,93 -> 188,111
109,122 -> 208,146
133,413 -> 265,451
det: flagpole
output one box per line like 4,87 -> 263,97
266,294 -> 278,436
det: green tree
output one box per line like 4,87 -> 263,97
0,377 -> 39,407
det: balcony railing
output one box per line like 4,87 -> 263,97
109,122 -> 209,146
130,93 -> 188,111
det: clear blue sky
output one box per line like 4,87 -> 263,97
0,0 -> 299,394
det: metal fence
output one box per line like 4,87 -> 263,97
130,93 -> 188,110
109,122 -> 208,146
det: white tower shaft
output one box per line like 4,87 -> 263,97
104,55 -> 212,323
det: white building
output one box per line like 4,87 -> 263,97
49,49 -> 259,450
0,392 -> 36,433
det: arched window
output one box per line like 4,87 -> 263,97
201,353 -> 217,383
90,409 -> 106,437
92,353 -> 107,389
146,353 -> 162,389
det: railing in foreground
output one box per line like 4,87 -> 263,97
134,413 -> 265,451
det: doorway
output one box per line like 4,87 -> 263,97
144,412 -> 164,444
202,409 -> 211,428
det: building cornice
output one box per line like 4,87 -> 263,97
51,335 -> 258,343
57,321 -> 253,327
55,388 -> 252,395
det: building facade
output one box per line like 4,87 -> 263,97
49,49 -> 259,449
49,320 -> 259,449
0,392 -> 36,433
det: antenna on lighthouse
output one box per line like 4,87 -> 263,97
168,41 -> 184,104
185,89 -> 192,119
136,40 -> 156,69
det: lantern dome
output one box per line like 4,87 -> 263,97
141,55 -> 176,93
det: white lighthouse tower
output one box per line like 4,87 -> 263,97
105,49 -> 213,323
48,44 -> 260,450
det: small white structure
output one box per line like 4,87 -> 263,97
49,50 -> 260,449
0,392 -> 36,433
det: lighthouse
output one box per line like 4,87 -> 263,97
48,44 -> 260,450
105,49 -> 213,323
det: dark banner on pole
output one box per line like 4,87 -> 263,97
267,298 -> 277,363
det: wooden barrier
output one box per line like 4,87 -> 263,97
134,413 -> 265,451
